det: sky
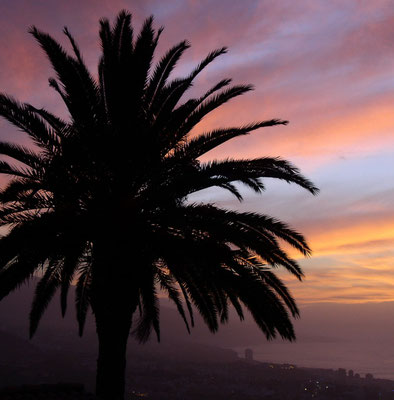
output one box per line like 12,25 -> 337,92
0,0 -> 394,305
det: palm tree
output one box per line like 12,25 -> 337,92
0,10 -> 318,400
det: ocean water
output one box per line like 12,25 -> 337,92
236,340 -> 394,380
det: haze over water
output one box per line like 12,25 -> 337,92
233,301 -> 394,380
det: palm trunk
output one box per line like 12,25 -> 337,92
95,308 -> 132,399
90,237 -> 140,400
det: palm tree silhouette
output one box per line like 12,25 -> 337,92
0,10 -> 318,400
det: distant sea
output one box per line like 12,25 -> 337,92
235,340 -> 394,380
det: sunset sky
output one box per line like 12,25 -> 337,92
0,0 -> 393,304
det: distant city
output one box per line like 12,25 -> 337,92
121,349 -> 394,399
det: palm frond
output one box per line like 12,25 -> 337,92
218,265 -> 296,340
29,259 -> 62,338
0,142 -> 42,169
178,281 -> 194,327
60,244 -> 84,317
160,204 -> 308,277
150,47 -> 227,121
133,269 -> 160,343
76,264 -> 92,336
0,179 -> 41,203
26,105 -> 68,136
0,161 -> 35,180
156,79 -> 232,154
0,94 -> 60,149
178,84 -> 254,139
188,47 -> 228,81
199,157 -> 319,195
0,215 -> 59,301
29,27 -> 100,126
145,40 -> 190,109
180,119 -> 288,159
0,257 -> 36,302
156,264 -> 190,333
112,10 -> 133,62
